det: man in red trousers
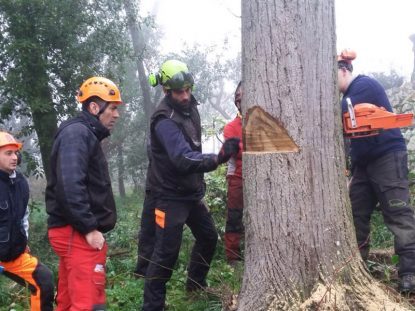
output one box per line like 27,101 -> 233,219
223,82 -> 244,264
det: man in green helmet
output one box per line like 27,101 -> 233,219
140,59 -> 240,311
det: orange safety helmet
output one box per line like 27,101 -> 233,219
76,77 -> 122,104
337,49 -> 357,63
0,132 -> 22,150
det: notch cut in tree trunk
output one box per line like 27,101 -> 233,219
239,0 -> 412,309
243,106 -> 299,153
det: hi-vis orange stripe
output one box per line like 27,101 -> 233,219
0,253 -> 42,310
155,209 -> 165,229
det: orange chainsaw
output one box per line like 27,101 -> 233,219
343,98 -> 414,138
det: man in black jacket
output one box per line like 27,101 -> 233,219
45,77 -> 122,310
141,60 -> 240,311
0,131 -> 54,311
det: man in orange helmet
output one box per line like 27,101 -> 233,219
0,131 -> 54,310
45,77 -> 122,310
338,50 -> 415,293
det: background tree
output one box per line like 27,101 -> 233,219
106,60 -> 150,196
0,0 -> 128,180
410,33 -> 415,85
0,0 -> 242,191
180,44 -> 241,121
368,70 -> 404,90
123,0 -> 160,136
170,46 -> 241,152
107,1 -> 242,193
385,76 -> 415,177
238,0 -> 410,309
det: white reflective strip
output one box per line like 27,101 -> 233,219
184,156 -> 203,162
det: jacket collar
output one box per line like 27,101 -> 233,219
0,169 -> 9,181
0,169 -> 17,182
79,111 -> 110,141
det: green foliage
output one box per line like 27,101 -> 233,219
370,209 -> 394,249
204,166 -> 228,234
0,0 -> 131,178
1,187 -> 240,310
391,254 -> 400,265
20,150 -> 44,179
368,70 -> 404,90
106,188 -> 241,311
0,0 -> 129,118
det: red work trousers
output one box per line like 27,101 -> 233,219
224,175 -> 244,262
48,225 -> 107,311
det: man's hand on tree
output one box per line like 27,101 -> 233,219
217,137 -> 240,164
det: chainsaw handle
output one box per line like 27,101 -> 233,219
346,98 -> 357,128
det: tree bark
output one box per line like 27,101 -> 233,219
238,1 -> 410,310
410,34 -> 415,85
26,58 -> 58,181
31,101 -> 58,181
117,144 -> 126,199
123,0 -> 154,135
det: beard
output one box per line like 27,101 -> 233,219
168,93 -> 191,113
171,96 -> 190,107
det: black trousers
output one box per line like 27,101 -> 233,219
350,150 -> 415,276
142,199 -> 218,311
135,192 -> 156,276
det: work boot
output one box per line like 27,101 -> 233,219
398,274 -> 415,293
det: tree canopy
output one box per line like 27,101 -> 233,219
0,0 -> 129,178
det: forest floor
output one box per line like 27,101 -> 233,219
1,187 -> 414,310
368,248 -> 415,307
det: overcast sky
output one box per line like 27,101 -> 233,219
141,0 -> 415,80
336,0 -> 415,78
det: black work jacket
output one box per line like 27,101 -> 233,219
45,111 -> 116,234
0,170 -> 29,262
147,96 -> 217,201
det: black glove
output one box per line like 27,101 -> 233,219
217,137 -> 240,164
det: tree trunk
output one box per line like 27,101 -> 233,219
238,1 -> 410,310
31,103 -> 58,181
123,0 -> 155,135
117,144 -> 126,199
410,34 -> 415,85
27,65 -> 58,181
208,83 -> 232,120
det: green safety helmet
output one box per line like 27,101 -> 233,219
148,60 -> 194,90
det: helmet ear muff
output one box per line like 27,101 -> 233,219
148,73 -> 161,87
16,151 -> 22,165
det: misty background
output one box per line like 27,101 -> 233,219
1,0 -> 415,198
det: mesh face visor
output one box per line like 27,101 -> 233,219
164,71 -> 194,90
